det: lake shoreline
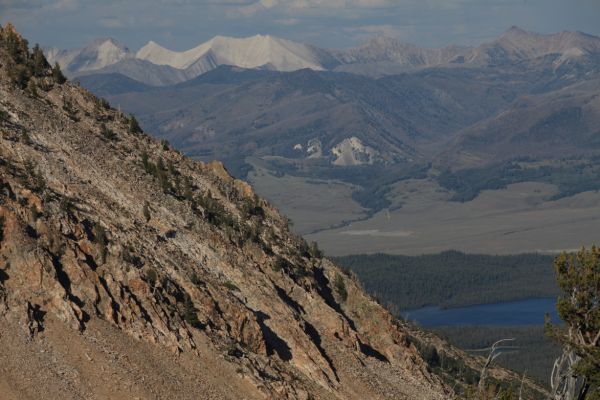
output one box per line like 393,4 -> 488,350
402,297 -> 559,327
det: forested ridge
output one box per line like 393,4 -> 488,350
334,251 -> 558,311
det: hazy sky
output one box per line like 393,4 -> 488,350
1,0 -> 599,51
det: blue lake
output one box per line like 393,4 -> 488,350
402,298 -> 559,327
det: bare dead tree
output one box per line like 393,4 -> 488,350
519,371 -> 527,400
477,338 -> 516,397
549,349 -> 585,400
545,247 -> 600,400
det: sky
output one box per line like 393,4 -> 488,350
1,0 -> 600,51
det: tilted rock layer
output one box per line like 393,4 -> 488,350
0,24 -> 449,399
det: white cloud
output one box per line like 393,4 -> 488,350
233,0 -> 394,15
344,24 -> 419,43
100,17 -> 124,28
352,24 -> 409,37
232,0 -> 281,16
275,17 -> 301,25
0,0 -> 79,10
260,0 -> 279,7
48,0 -> 78,10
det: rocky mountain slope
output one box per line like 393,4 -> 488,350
0,23 -> 477,400
331,36 -> 471,76
441,78 -> 600,168
467,26 -> 600,66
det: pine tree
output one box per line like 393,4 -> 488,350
52,62 -> 66,84
128,115 -> 142,134
546,247 -> 600,399
183,176 -> 194,201
30,43 -> 49,77
333,274 -> 348,302
183,295 -> 202,329
93,224 -> 108,263
1,23 -> 29,64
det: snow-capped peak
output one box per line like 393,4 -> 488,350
44,27 -> 600,85
136,35 -> 327,72
66,37 -> 133,73
136,39 -> 213,69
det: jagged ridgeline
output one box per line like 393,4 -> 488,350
0,24 -> 546,400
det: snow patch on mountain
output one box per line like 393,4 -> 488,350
137,35 -> 327,72
307,139 -> 323,158
68,38 -> 133,73
331,137 -> 378,166
44,47 -> 79,70
136,40 -> 212,69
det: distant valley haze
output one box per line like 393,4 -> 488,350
32,22 -> 600,256
32,26 -> 600,255
3,0 -> 600,257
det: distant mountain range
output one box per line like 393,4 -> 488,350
46,26 -> 600,86
46,34 -> 336,85
71,27 -> 600,167
76,27 -> 600,170
66,26 -> 600,243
